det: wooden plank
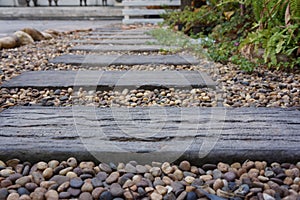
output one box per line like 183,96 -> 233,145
49,54 -> 200,66
83,34 -> 153,39
0,106 -> 299,164
70,44 -> 179,52
90,31 -> 148,35
72,39 -> 157,44
122,0 -> 181,6
122,18 -> 164,24
1,70 -> 215,90
122,9 -> 166,16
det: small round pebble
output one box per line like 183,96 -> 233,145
70,177 -> 84,188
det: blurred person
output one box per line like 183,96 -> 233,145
48,0 -> 58,6
26,0 -> 38,6
80,0 -> 87,6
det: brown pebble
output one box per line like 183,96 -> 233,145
57,181 -> 70,192
213,178 -> 224,191
67,157 -> 78,168
40,181 -> 56,189
106,171 -> 120,184
161,162 -> 173,174
7,193 -> 20,200
155,185 -> 167,195
1,179 -> 12,188
15,176 -> 31,187
217,162 -> 229,172
19,194 -> 31,200
79,162 -> 95,169
48,160 -> 59,169
42,168 -> 53,179
124,190 -> 139,200
179,161 -> 191,171
150,191 -> 163,200
92,187 -> 105,199
45,189 -> 59,200
79,192 -> 93,200
37,162 -> 48,171
6,159 -> 20,168
81,181 -> 93,192
173,169 -> 183,181
25,182 -> 38,191
200,175 -> 212,182
248,168 -> 260,179
243,161 -> 255,171
177,191 -> 187,200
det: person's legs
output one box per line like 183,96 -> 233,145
48,0 -> 52,6
54,0 -> 58,6
26,0 -> 30,7
80,0 -> 82,6
84,0 -> 87,6
33,0 -> 38,6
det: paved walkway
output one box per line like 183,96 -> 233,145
0,19 -> 120,36
0,6 -> 122,20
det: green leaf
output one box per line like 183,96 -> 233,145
285,46 -> 299,55
276,40 -> 285,53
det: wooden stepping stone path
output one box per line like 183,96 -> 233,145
0,106 -> 299,163
1,26 -> 299,164
1,70 -> 215,90
71,44 -> 179,52
50,54 -> 199,66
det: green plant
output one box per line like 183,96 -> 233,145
147,28 -> 206,57
239,0 -> 300,69
160,0 -> 300,71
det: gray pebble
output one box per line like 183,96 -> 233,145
110,183 -> 123,197
99,191 -> 113,200
67,187 -> 81,197
59,191 -> 71,199
91,177 -> 103,187
224,171 -> 236,182
0,188 -> 8,199
17,187 -> 30,196
70,177 -> 84,188
79,192 -> 93,200
50,175 -> 70,186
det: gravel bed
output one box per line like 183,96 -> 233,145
0,87 -> 217,108
0,158 -> 299,200
0,27 -> 299,110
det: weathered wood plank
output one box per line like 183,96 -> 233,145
72,39 -> 157,44
122,9 -> 167,16
70,45 -> 179,52
0,106 -> 299,164
122,18 -> 164,24
1,70 -> 215,89
90,31 -> 148,35
83,35 -> 153,39
49,54 -> 200,66
122,0 -> 181,6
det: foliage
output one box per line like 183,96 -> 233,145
147,28 -> 206,58
160,0 -> 300,71
241,24 -> 300,69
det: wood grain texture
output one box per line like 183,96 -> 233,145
70,45 -> 179,52
1,70 -> 215,90
50,54 -> 199,66
0,106 -> 299,164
